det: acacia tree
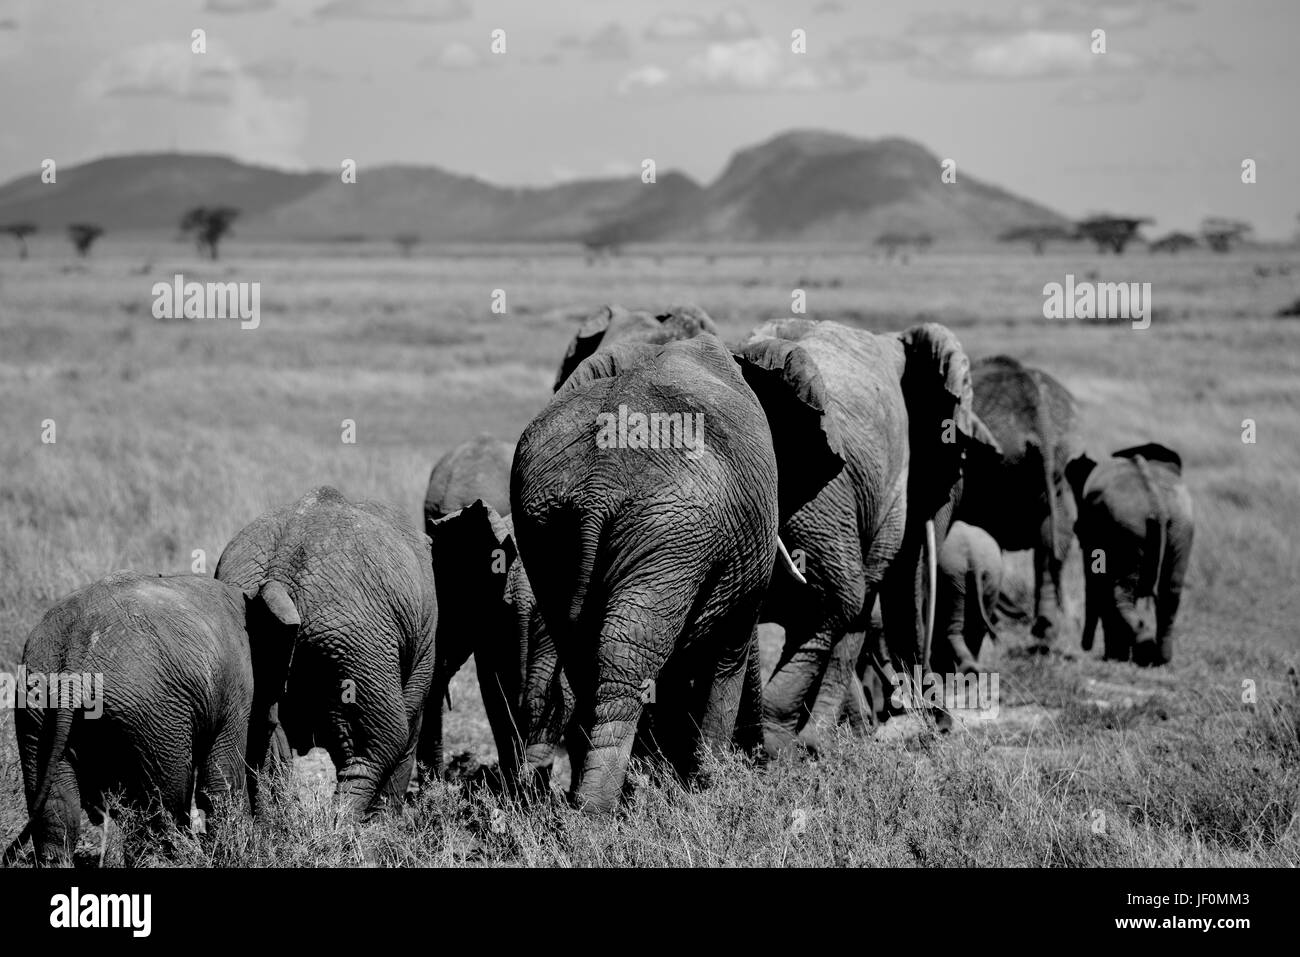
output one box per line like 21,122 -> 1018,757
998,224 -> 1076,255
1148,232 -> 1199,254
179,206 -> 239,260
1076,215 -> 1152,254
67,223 -> 105,258
1200,217 -> 1253,253
1,222 -> 37,259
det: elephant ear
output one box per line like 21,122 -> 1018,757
1113,442 -> 1182,474
1064,453 -> 1098,503
244,580 -> 301,705
554,338 -> 664,398
733,335 -> 846,519
897,323 -> 988,511
427,500 -> 517,673
553,305 -> 643,391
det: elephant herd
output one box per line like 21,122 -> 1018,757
4,304 -> 1195,863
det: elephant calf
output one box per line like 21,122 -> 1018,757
6,572 -> 298,865
1066,443 -> 1194,666
424,499 -> 573,792
931,521 -> 1003,676
423,433 -> 515,524
216,486 -> 438,815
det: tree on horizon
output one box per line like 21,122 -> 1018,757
179,206 -> 239,260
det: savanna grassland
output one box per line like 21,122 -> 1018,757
1,237 -> 1298,866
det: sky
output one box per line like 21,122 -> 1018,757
0,0 -> 1296,237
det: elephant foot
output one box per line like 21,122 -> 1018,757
762,725 -> 802,760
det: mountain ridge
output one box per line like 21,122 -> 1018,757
0,132 -> 1070,244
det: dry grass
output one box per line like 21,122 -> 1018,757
1,239 -> 1297,866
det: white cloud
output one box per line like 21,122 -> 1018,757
920,30 -> 1138,79
84,43 -> 306,168
684,37 -> 867,93
617,64 -> 669,94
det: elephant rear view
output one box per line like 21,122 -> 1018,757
513,333 -> 842,814
423,434 -> 515,526
7,572 -> 296,865
736,319 -> 1000,754
1066,443 -> 1194,666
958,355 -> 1083,643
216,486 -> 438,815
932,521 -> 1003,675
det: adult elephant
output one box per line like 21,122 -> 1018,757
1065,443 -> 1194,666
422,499 -> 572,792
423,434 -> 514,525
552,303 -> 718,391
738,319 -> 1000,756
5,572 -> 298,866
513,332 -> 840,814
931,521 -> 1003,676
216,486 -> 438,816
957,355 -> 1084,643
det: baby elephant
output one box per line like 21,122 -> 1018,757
6,572 -> 298,866
932,521 -> 1003,675
423,500 -> 573,793
216,486 -> 438,815
1066,443 -> 1194,666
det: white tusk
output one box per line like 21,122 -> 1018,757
777,537 -> 807,585
923,520 -> 937,670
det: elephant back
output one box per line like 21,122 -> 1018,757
971,356 -> 1079,463
218,487 -> 436,644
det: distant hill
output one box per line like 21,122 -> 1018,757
0,132 -> 1069,245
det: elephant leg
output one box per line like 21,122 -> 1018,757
1030,538 -> 1058,643
799,629 -> 865,753
476,649 -> 524,785
568,591 -> 686,815
1154,554 -> 1188,667
380,708 -> 423,809
195,722 -> 250,832
942,573 -> 980,675
32,761 -> 82,867
690,645 -> 751,781
762,626 -> 832,756
327,681 -> 410,816
1099,586 -> 1132,662
732,625 -> 765,758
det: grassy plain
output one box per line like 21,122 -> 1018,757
1,236 -> 1297,865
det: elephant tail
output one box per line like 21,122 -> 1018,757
968,568 -> 1000,644
2,705 -> 78,865
566,511 -> 606,627
1132,454 -> 1168,598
